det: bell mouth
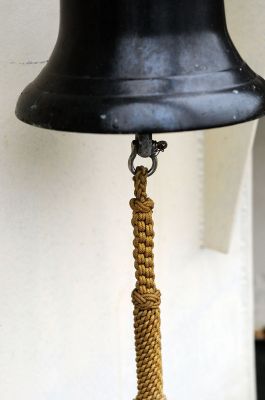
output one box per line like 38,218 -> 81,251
16,65 -> 265,134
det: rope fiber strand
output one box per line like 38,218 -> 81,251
130,166 -> 165,400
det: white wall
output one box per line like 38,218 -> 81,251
254,120 -> 265,330
0,1 -> 264,400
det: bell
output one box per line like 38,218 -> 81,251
16,0 -> 265,133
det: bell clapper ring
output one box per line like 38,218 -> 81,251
128,133 -> 168,177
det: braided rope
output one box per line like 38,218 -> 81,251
130,166 -> 165,400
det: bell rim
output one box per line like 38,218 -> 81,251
16,75 -> 265,134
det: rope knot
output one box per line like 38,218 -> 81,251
130,164 -> 165,400
132,289 -> 161,310
130,198 -> 154,213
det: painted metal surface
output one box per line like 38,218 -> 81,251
16,0 -> 265,133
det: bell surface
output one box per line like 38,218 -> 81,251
16,0 -> 265,134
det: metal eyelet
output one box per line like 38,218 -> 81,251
128,134 -> 167,177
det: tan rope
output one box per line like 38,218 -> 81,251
130,166 -> 165,400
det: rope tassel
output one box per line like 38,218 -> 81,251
130,166 -> 165,400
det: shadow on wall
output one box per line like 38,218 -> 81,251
253,118 -> 265,331
2,122 -> 130,207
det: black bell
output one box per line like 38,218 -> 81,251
16,0 -> 265,134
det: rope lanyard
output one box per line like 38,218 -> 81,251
130,166 -> 166,400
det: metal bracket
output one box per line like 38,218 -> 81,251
128,134 -> 168,176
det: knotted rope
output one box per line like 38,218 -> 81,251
130,166 -> 165,400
